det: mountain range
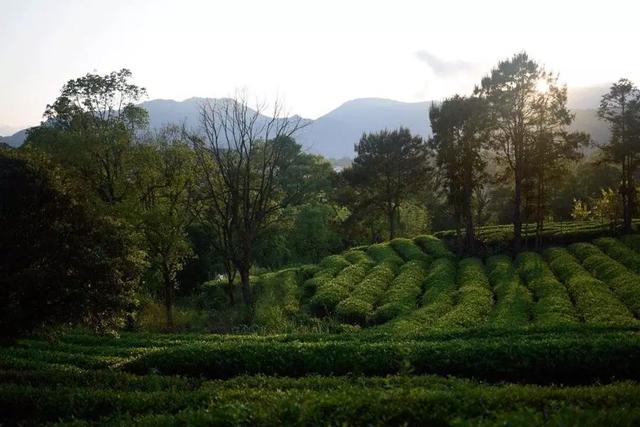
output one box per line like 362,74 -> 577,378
0,85 -> 611,158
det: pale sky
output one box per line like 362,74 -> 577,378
1,0 -> 639,131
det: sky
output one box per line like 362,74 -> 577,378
1,0 -> 639,132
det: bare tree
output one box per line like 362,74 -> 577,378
188,94 -> 305,306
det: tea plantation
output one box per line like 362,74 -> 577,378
4,234 -> 640,425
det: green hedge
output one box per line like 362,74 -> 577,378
309,261 -> 373,315
388,258 -> 457,334
343,249 -> 371,264
365,243 -> 404,265
302,255 -> 351,297
621,234 -> 640,253
595,237 -> 640,274
4,373 -> 640,426
390,238 -> 431,262
370,260 -> 428,324
545,248 -> 635,325
123,331 -> 640,384
414,235 -> 455,259
569,242 -> 640,317
335,260 -> 398,325
486,255 -> 532,328
516,252 -> 578,326
435,258 -> 493,330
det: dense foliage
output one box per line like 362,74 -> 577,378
0,154 -> 144,341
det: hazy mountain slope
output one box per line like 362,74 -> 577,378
0,125 -> 24,137
571,109 -> 611,148
0,129 -> 28,147
296,98 -> 431,158
2,85 -> 613,157
567,85 -> 609,110
141,97 -> 206,130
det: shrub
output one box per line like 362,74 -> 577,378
124,330 -> 640,384
343,249 -> 370,264
486,255 -> 532,328
435,258 -> 493,330
336,260 -> 399,325
310,262 -> 373,315
390,238 -> 431,262
414,235 -> 454,259
319,255 -> 351,272
594,237 -> 640,274
136,302 -> 208,333
365,243 -> 404,265
515,252 -> 578,326
6,358 -> 640,426
0,155 -> 145,341
389,258 -> 457,334
335,298 -> 373,325
370,260 -> 428,324
254,270 -> 302,331
568,243 -> 640,317
545,247 -> 635,325
302,255 -> 351,298
622,234 -> 640,253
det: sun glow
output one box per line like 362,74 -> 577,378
536,79 -> 550,93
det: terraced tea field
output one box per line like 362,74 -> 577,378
257,234 -> 640,333
4,234 -> 640,425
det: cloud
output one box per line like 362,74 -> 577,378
415,50 -> 478,77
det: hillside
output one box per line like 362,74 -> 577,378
295,98 -> 431,158
245,228 -> 640,334
0,129 -> 28,148
3,86 -> 613,157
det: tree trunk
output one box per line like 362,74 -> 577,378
163,274 -> 175,330
463,178 -> 475,254
455,210 -> 463,256
239,267 -> 253,306
624,156 -> 634,232
226,278 -> 236,305
387,203 -> 396,240
535,174 -> 544,251
513,170 -> 523,254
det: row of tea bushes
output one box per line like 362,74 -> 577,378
335,260 -> 399,325
515,252 -> 578,326
390,238 -> 432,262
544,248 -> 636,325
434,258 -> 493,330
596,237 -> 640,274
3,371 -> 640,426
123,330 -> 640,383
569,242 -> 640,317
370,260 -> 429,324
387,257 -> 457,335
486,255 -> 533,328
309,261 -> 373,315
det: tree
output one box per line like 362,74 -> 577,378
429,96 -> 487,253
0,153 -> 144,342
597,78 -> 640,232
476,52 -> 578,252
189,96 -> 306,306
343,128 -> 429,240
594,188 -> 621,231
527,77 -> 588,248
132,128 -> 199,329
26,69 -> 148,208
289,203 -> 341,264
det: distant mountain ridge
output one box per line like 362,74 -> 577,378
1,85 -> 613,158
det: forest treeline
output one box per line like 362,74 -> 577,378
1,52 -> 639,337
